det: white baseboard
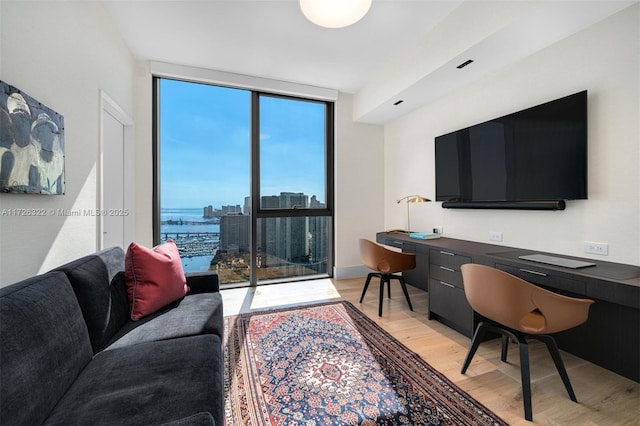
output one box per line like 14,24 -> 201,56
333,264 -> 369,280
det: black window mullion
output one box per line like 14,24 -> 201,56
250,91 -> 260,285
325,101 -> 335,215
152,77 -> 161,245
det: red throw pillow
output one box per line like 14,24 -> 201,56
125,240 -> 189,320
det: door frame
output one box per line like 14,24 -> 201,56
98,90 -> 135,250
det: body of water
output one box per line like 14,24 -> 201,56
161,207 -> 214,222
161,222 -> 220,234
161,208 -> 219,272
180,255 -> 215,272
161,207 -> 220,233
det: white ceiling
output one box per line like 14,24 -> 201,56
102,0 -> 636,124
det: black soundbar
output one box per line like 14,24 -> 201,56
441,200 -> 566,210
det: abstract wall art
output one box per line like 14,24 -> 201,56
0,81 -> 65,195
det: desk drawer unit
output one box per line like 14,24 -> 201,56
430,264 -> 464,289
428,249 -> 474,337
429,279 -> 473,334
496,263 -> 586,296
430,250 -> 472,272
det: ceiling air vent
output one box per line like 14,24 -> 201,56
456,60 -> 474,69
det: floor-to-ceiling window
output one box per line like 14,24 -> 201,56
154,78 -> 333,287
253,93 -> 333,284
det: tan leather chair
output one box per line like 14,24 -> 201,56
460,263 -> 594,421
359,239 -> 416,317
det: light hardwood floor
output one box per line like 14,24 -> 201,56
221,277 -> 640,425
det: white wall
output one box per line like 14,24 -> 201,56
132,62 -> 154,248
0,1 -> 136,286
384,5 -> 640,265
334,93 -> 385,278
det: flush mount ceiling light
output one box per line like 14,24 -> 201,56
300,0 -> 372,28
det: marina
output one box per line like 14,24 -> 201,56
160,232 -> 219,258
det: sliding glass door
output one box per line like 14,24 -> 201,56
154,78 -> 333,287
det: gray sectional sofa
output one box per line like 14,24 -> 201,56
0,246 -> 224,426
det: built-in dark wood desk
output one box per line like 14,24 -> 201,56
376,232 -> 640,382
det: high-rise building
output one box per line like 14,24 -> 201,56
280,192 -> 309,263
259,192 -> 309,265
221,204 -> 242,215
218,192 -> 328,273
309,195 -> 328,271
203,205 -> 214,218
243,196 -> 251,215
220,214 -> 249,253
259,195 -> 279,265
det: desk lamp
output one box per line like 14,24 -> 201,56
396,195 -> 430,233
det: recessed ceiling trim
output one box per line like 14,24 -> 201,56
150,61 -> 339,101
354,0 -> 635,124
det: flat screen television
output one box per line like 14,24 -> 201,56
435,90 -> 587,210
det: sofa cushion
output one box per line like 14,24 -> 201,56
105,292 -> 224,350
54,246 -> 130,353
125,241 -> 188,320
0,272 -> 93,426
186,271 -> 220,294
43,334 -> 224,426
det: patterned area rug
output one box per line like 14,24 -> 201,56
224,301 -> 507,425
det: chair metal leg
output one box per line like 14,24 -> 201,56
462,322 -> 534,421
378,277 -> 386,317
398,276 -> 413,311
461,322 -> 488,374
500,328 -> 534,421
359,273 -> 377,303
532,334 -> 577,402
501,334 -> 509,362
517,340 -> 533,421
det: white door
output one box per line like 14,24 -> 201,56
102,110 -> 125,248
100,91 -> 134,250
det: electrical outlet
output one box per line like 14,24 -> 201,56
489,231 -> 503,242
584,241 -> 608,255
433,226 -> 443,234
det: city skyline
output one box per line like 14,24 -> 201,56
160,191 -> 328,279
201,191 -> 324,218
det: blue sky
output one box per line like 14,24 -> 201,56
160,79 -> 326,209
